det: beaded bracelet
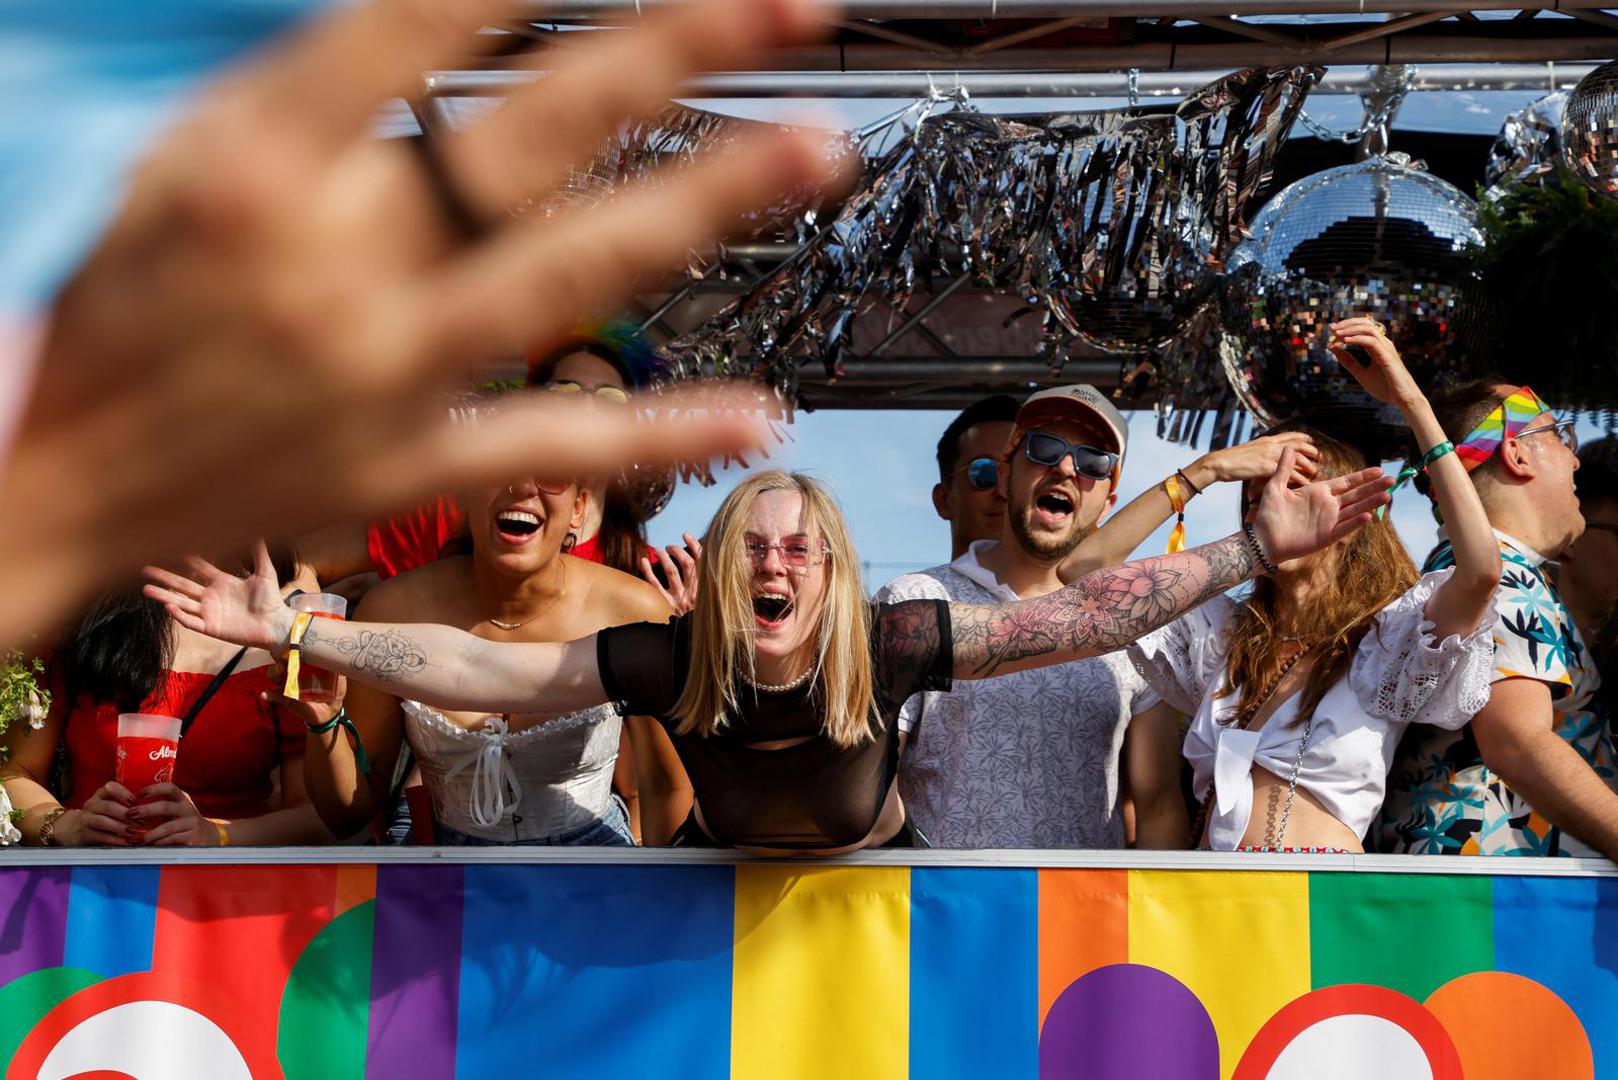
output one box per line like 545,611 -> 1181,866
1242,522 -> 1280,575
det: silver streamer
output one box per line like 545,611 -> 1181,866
660,67 -> 1321,400
1218,153 -> 1483,458
1563,59 -> 1618,200
1484,91 -> 1567,196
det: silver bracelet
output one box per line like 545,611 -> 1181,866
1242,522 -> 1280,575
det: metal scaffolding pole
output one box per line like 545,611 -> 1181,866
427,62 -> 1599,99
516,0 -> 1587,18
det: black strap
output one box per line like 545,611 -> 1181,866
179,647 -> 248,738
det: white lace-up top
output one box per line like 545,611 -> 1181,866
1128,569 -> 1499,850
401,700 -> 621,842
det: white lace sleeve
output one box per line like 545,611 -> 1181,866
1126,597 -> 1235,715
1349,568 -> 1499,730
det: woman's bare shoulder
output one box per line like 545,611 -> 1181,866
352,557 -> 469,623
564,556 -> 672,629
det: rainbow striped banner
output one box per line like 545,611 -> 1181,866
1,856 -> 1613,1079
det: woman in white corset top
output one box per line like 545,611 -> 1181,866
298,471 -> 679,846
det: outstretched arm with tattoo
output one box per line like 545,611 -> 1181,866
145,544 -> 611,716
946,448 -> 1391,679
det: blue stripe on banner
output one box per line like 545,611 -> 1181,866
1493,874 -> 1618,1080
909,867 -> 1039,1080
63,864 -> 160,978
458,864 -> 734,1080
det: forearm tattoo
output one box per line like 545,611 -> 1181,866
305,623 -> 429,683
946,534 -> 1256,678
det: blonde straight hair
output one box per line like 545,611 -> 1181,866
672,471 -> 876,748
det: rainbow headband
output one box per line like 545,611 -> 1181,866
1454,386 -> 1553,472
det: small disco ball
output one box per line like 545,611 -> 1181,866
615,462 -> 677,523
1219,154 -> 1482,459
1563,59 -> 1618,200
1485,91 -> 1567,196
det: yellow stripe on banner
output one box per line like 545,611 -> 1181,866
1128,869 -> 1310,1080
732,865 -> 910,1080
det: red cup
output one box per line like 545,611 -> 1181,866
290,592 -> 348,704
116,713 -> 182,801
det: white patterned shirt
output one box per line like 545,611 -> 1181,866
876,541 -> 1160,849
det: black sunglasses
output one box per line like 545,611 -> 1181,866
950,456 -> 1001,491
1024,431 -> 1118,482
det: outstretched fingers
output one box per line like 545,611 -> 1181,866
454,0 -> 830,212
419,127 -> 852,364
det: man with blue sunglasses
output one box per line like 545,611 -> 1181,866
931,396 -> 1021,561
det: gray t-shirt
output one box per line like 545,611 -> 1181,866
876,541 -> 1160,849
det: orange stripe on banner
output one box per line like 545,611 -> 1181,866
1038,868 -> 1128,1031
153,865 -> 340,1069
335,864 -> 377,918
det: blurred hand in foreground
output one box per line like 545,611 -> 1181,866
0,0 -> 848,646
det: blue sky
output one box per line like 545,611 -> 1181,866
651,409 -> 1611,594
647,407 -> 1444,588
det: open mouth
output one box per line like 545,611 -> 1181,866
495,510 -> 542,543
752,594 -> 795,628
1034,489 -> 1074,522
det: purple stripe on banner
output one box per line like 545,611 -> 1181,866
366,864 -> 464,1080
0,867 -> 70,988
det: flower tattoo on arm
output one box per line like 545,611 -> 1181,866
944,534 -> 1257,679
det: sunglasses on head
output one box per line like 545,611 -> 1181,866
1023,430 -> 1118,482
950,457 -> 1001,492
548,380 -> 630,404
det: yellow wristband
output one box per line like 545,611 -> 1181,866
1163,475 -> 1187,554
283,611 -> 314,701
209,818 -> 230,847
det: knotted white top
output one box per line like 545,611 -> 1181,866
402,700 -> 621,842
1128,569 -> 1498,850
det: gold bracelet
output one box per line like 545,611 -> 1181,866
38,806 -> 69,847
209,818 -> 230,847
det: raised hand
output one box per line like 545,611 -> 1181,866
1191,431 -> 1320,486
144,541 -> 292,652
0,0 -> 848,646
1251,447 -> 1392,565
640,533 -> 703,616
1329,316 -> 1422,408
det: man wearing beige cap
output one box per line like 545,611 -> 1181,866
875,384 -> 1167,848
877,385 -> 1304,848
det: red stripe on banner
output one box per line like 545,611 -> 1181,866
1038,868 -> 1128,1031
152,865 -> 340,1070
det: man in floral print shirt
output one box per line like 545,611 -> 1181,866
1379,383 -> 1618,859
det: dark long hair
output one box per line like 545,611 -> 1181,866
1222,423 -> 1420,723
54,546 -> 296,710
588,484 -> 650,577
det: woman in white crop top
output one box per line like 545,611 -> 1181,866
1118,319 -> 1503,851
295,471 -> 680,846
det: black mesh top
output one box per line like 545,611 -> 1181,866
595,600 -> 954,849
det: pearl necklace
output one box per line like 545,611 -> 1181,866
744,664 -> 815,693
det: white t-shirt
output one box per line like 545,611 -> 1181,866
875,541 -> 1161,849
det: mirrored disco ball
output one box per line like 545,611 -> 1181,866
1220,154 -> 1482,458
1485,91 -> 1567,196
615,462 -> 677,523
1563,59 -> 1618,199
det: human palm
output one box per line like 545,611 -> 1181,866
145,543 -> 289,651
1251,448 -> 1391,564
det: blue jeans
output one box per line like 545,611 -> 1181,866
433,797 -> 635,847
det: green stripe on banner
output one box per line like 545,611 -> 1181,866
0,966 -> 103,1068
1309,872 -> 1493,1000
278,900 -> 376,1080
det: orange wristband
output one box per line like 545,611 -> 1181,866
1163,475 -> 1187,554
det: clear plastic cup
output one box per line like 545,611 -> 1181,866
116,713 -> 182,797
289,592 -> 348,704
